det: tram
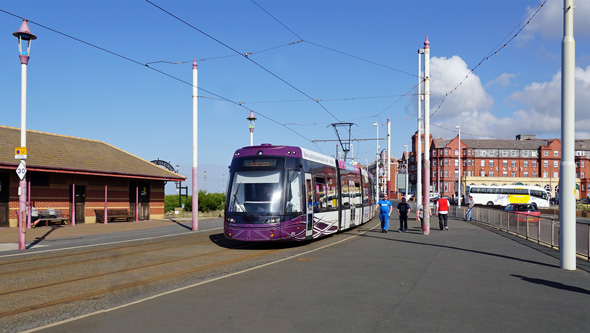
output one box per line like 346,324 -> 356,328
224,144 -> 375,242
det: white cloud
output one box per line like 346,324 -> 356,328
430,56 -> 494,118
430,64 -> 590,141
486,73 -> 518,88
524,0 -> 590,39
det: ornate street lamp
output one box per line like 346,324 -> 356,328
14,18 -> 37,250
247,110 -> 257,146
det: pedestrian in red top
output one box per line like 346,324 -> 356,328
436,195 -> 449,230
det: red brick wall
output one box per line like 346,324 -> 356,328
7,172 -> 166,226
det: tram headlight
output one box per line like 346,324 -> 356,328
227,217 -> 235,223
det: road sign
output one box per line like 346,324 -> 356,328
16,160 -> 26,180
15,147 -> 27,159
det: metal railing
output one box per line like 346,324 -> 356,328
449,206 -> 590,261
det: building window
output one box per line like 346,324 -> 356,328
468,159 -> 472,166
455,159 -> 459,167
544,151 -> 548,156
524,171 -> 529,177
543,171 -> 548,178
444,159 -> 449,166
433,150 -> 437,156
532,171 -> 537,177
503,160 -> 508,167
544,161 -> 549,168
481,160 -> 485,167
468,149 -> 472,155
489,171 -> 494,177
511,161 -> 516,167
433,171 -> 437,178
489,160 -> 494,167
582,161 -> 585,167
503,171 -> 508,177
455,170 -> 459,178
554,161 -> 558,168
554,172 -> 558,178
433,160 -> 437,166
444,170 -> 449,177
455,149 -> 459,156
468,171 -> 472,176
554,150 -> 558,157
532,161 -> 537,167
481,171 -> 485,177
444,182 -> 449,192
511,171 -> 516,177
524,161 -> 529,167
580,171 -> 585,179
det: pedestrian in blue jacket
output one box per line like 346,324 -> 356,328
375,195 -> 393,233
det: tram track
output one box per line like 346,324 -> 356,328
0,231 -> 276,328
0,221 -> 378,331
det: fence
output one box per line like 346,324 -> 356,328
448,206 -> 590,262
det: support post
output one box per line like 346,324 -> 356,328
422,37 -> 431,235
192,60 -> 199,231
560,0 -> 576,270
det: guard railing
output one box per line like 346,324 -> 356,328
448,206 -> 590,262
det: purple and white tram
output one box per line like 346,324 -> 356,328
224,144 -> 375,242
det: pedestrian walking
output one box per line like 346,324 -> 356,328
436,195 -> 450,230
375,194 -> 393,233
465,195 -> 475,221
397,197 -> 411,232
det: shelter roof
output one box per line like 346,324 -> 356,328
0,125 -> 184,181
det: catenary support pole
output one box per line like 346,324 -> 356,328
192,60 -> 199,231
560,0 -> 576,270
417,51 -> 422,216
422,37 -> 431,235
387,117 -> 391,196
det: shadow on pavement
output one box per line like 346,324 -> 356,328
511,274 -> 590,295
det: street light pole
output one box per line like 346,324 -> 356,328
404,144 -> 409,199
456,125 -> 461,207
373,122 -> 379,200
14,19 -> 36,250
247,110 -> 257,146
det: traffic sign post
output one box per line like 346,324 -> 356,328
16,160 -> 26,181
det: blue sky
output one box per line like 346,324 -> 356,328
1,0 -> 589,195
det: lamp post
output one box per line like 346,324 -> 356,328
456,125 -> 461,207
404,144 -> 409,199
14,19 -> 36,250
373,122 -> 379,200
247,110 -> 257,146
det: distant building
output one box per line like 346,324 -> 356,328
405,132 -> 590,200
0,126 -> 185,227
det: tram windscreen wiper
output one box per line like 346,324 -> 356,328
232,183 -> 248,217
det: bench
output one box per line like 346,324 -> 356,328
32,209 -> 69,227
95,209 -> 135,223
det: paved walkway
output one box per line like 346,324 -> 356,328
20,213 -> 590,332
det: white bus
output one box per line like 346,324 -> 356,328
466,185 -> 550,208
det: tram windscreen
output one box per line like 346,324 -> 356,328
228,170 -> 283,215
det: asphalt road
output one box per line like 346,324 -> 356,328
23,216 -> 590,333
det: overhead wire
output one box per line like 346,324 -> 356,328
145,0 -> 342,124
0,8 -> 318,147
429,0 -> 548,119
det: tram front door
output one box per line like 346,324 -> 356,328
305,173 -> 314,239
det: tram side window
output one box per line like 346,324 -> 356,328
341,181 -> 350,209
286,170 -> 302,215
314,176 -> 328,212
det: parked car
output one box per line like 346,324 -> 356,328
504,203 -> 540,222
